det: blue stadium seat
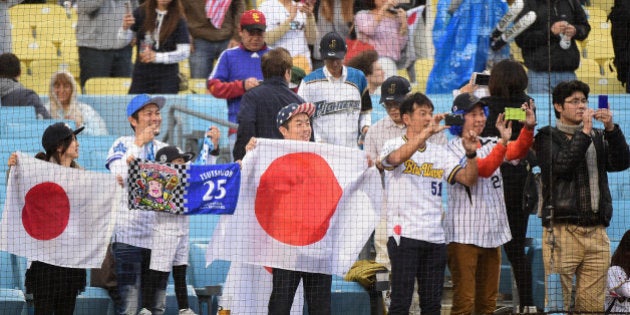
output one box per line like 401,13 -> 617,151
328,275 -> 371,315
0,107 -> 36,127
185,95 -> 230,150
188,214 -> 221,242
76,135 -> 118,173
74,286 -> 114,315
1,119 -> 75,139
0,251 -> 27,315
188,242 -> 230,315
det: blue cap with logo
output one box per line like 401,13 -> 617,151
126,94 -> 166,118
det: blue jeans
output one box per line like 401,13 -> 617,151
388,237 -> 446,315
112,242 -> 166,315
527,70 -> 577,94
78,46 -> 133,89
189,37 -> 230,79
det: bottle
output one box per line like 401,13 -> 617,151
559,33 -> 571,50
142,33 -> 154,52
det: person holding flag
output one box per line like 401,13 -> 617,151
243,102 -> 329,314
106,94 -> 169,315
7,122 -> 87,315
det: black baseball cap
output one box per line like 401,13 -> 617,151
319,32 -> 347,60
156,146 -> 195,163
42,122 -> 84,152
380,76 -> 411,104
452,93 -> 484,113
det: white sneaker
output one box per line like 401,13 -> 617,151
179,309 -> 197,315
138,308 -> 152,315
523,306 -> 538,313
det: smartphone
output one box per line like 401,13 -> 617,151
598,95 -> 608,109
445,113 -> 465,126
504,107 -> 526,121
472,72 -> 491,86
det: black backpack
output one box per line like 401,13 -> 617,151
608,0 -> 630,90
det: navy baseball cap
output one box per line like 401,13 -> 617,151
42,122 -> 84,152
276,102 -> 316,128
127,94 -> 165,117
380,76 -> 411,104
452,93 -> 483,113
319,32 -> 347,60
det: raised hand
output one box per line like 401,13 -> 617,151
461,130 -> 478,154
496,113 -> 512,146
521,99 -> 537,129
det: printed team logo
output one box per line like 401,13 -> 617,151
253,12 -> 261,22
388,83 -> 396,95
129,162 -> 182,212
329,39 -> 336,50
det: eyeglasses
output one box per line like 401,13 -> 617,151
564,98 -> 588,105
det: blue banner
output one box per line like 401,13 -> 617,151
184,163 -> 241,215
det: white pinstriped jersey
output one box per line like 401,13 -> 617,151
444,136 -> 512,248
380,137 -> 462,244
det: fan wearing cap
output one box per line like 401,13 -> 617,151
233,47 -> 307,162
443,92 -> 536,315
207,9 -> 271,155
7,122 -> 86,314
297,31 -> 373,149
378,93 -> 478,314
363,76 -> 445,312
139,146 -> 197,315
105,94 -> 170,315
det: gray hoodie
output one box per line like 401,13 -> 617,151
76,0 -> 139,49
0,77 -> 51,119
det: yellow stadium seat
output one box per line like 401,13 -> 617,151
589,0 -> 614,12
189,79 -> 209,94
510,42 -> 523,63
19,60 -> 75,95
84,78 -> 132,95
10,4 -> 73,26
413,58 -> 434,93
576,58 -> 625,94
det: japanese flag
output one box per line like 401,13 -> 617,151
220,263 -> 304,314
208,139 -> 381,276
0,152 -> 120,269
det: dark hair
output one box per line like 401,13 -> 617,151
552,80 -> 590,119
611,229 -> 630,277
142,0 -> 185,46
399,92 -> 434,117
0,53 -> 21,78
345,50 -> 378,76
488,59 -> 528,98
262,47 -> 292,79
35,135 -> 78,168
364,0 -> 378,10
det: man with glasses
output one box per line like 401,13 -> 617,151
364,76 -> 446,313
207,9 -> 270,159
534,80 -> 630,312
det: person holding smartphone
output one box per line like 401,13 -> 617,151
479,59 -> 537,312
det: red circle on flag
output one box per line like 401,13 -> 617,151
22,182 -> 70,240
255,153 -> 342,246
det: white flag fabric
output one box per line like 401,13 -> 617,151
0,152 -> 120,269
221,263 -> 304,314
208,139 -> 381,276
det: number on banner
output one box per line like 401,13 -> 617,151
203,179 -> 227,201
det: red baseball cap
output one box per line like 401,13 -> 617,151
240,9 -> 266,32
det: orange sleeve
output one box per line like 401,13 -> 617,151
477,143 -> 507,178
506,127 -> 534,161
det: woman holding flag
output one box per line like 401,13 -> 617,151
7,122 -> 87,315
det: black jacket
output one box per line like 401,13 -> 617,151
515,0 -> 590,72
534,125 -> 630,227
481,93 -> 533,140
0,78 -> 51,119
232,77 -> 306,161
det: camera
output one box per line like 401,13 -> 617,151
445,113 -> 465,126
472,72 -> 490,86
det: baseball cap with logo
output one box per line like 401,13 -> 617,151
156,146 -> 195,163
276,102 -> 316,128
126,94 -> 165,118
240,9 -> 267,32
42,122 -> 84,152
451,93 -> 484,113
319,32 -> 347,60
379,76 -> 412,104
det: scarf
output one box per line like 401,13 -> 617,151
556,120 -> 600,212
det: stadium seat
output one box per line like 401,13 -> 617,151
74,286 -> 114,315
188,242 -> 230,315
76,135 -> 118,173
184,95 -> 231,150
189,79 -> 209,95
1,120 -> 76,140
0,107 -> 36,126
413,58 -> 434,93
0,251 -> 27,315
327,275 -> 371,315
583,7 -> 614,68
84,78 -> 132,95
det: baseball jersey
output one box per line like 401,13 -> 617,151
106,136 -> 168,249
297,65 -> 372,148
380,137 -> 462,244
444,136 -> 512,248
